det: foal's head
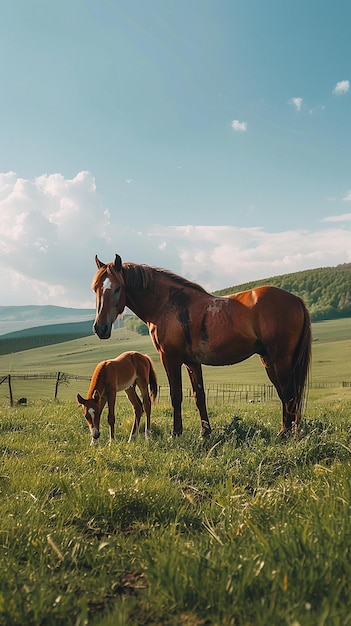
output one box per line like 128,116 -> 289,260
76,390 -> 102,445
92,254 -> 126,339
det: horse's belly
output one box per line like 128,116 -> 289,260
199,351 -> 254,367
194,336 -> 259,366
189,344 -> 254,367
117,374 -> 136,391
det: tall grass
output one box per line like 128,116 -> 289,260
1,399 -> 351,624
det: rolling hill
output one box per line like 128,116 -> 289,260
0,320 -> 95,355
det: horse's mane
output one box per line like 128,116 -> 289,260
92,260 -> 209,294
122,262 -> 209,294
91,264 -> 121,290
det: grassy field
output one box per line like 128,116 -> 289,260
1,400 -> 351,625
0,319 -> 351,625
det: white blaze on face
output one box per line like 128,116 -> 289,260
99,277 -> 112,313
87,406 -> 99,438
102,277 -> 112,293
88,407 -> 95,420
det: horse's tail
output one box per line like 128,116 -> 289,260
292,298 -> 312,417
145,355 -> 158,403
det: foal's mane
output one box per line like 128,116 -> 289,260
87,360 -> 106,396
92,261 -> 208,294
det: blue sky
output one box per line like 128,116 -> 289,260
1,0 -> 351,307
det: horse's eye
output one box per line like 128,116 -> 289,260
114,287 -> 121,295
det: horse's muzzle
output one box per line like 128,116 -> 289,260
93,322 -> 111,339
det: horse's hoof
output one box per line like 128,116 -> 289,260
277,426 -> 296,438
172,431 -> 182,437
201,428 -> 212,437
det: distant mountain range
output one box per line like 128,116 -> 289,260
0,306 -> 97,356
0,305 -> 95,336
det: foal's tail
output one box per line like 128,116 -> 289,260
145,355 -> 158,403
292,298 -> 312,417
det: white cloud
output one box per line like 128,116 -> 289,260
0,171 -> 110,306
290,97 -> 303,111
1,171 -> 351,306
343,190 -> 351,201
323,213 -> 351,223
150,224 -> 351,291
333,80 -> 349,95
231,119 -> 247,132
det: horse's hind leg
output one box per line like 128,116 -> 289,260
125,386 -> 144,442
260,355 -> 297,436
185,363 -> 211,436
136,377 -> 152,440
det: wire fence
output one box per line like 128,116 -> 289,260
0,372 -> 276,407
0,372 -> 350,407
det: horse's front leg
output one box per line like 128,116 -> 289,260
125,387 -> 143,442
161,355 -> 183,436
106,391 -> 116,443
185,363 -> 211,436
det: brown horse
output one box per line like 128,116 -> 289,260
92,254 -> 311,438
76,351 -> 158,445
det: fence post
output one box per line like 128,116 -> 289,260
8,375 -> 13,407
54,372 -> 61,400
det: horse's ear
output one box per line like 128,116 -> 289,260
95,255 -> 106,269
114,254 -> 122,272
92,390 -> 100,402
76,393 -> 85,405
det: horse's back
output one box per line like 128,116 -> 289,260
108,351 -> 153,386
229,284 -> 297,305
103,352 -> 138,391
229,285 -> 305,318
235,285 -> 309,352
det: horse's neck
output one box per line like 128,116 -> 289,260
125,285 -> 161,323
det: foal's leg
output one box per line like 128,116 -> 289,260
125,387 -> 144,442
160,354 -> 183,436
185,363 -> 212,436
106,390 -> 117,442
136,377 -> 152,439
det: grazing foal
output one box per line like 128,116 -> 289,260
76,351 -> 158,445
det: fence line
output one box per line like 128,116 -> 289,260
0,372 -> 350,407
0,372 -> 276,406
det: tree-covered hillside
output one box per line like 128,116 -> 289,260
214,264 -> 351,322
